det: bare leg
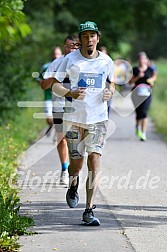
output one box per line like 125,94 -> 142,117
56,132 -> 68,164
46,117 -> 53,126
141,117 -> 148,133
68,157 -> 84,186
86,153 -> 101,209
136,118 -> 142,130
45,117 -> 53,135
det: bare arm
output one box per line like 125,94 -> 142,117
129,70 -> 157,86
52,81 -> 86,99
40,77 -> 56,90
147,71 -> 157,86
129,75 -> 139,84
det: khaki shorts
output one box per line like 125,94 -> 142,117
64,121 -> 108,159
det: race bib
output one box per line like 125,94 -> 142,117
78,73 -> 102,92
136,84 -> 151,97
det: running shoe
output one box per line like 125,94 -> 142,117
60,170 -> 68,186
66,176 -> 79,208
82,205 -> 100,226
136,129 -> 143,139
140,133 -> 147,142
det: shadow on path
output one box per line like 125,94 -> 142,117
21,201 -> 167,234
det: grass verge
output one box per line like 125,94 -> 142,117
0,87 -> 45,251
150,59 -> 167,141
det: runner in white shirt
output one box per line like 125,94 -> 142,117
40,35 -> 79,186
52,21 -> 115,226
44,55 -> 65,113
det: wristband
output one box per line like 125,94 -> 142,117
51,82 -> 55,90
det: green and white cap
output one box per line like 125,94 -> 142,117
79,21 -> 99,33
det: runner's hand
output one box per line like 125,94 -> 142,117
102,88 -> 113,101
70,88 -> 86,100
147,78 -> 154,86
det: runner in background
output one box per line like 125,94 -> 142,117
37,46 -> 62,137
40,35 -> 80,185
129,51 -> 157,141
99,45 -> 108,54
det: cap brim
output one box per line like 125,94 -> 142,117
79,28 -> 98,33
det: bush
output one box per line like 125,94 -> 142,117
0,192 -> 34,236
0,82 -> 45,250
150,59 -> 167,140
0,48 -> 29,124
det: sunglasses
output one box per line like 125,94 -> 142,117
65,43 -> 81,49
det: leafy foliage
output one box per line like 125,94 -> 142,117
0,0 -> 31,49
51,0 -> 167,58
0,0 -> 33,124
0,47 -> 30,124
150,60 -> 167,140
0,192 -> 34,236
0,90 -> 44,250
23,0 -> 167,58
0,231 -> 20,252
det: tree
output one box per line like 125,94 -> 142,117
0,0 -> 31,49
0,0 -> 32,122
52,0 -> 167,59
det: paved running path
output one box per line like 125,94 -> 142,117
19,90 -> 167,252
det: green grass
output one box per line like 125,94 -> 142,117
0,84 -> 46,251
150,59 -> 167,141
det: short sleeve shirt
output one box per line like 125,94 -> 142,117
133,66 -> 154,86
54,50 -> 114,124
44,56 -> 65,112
